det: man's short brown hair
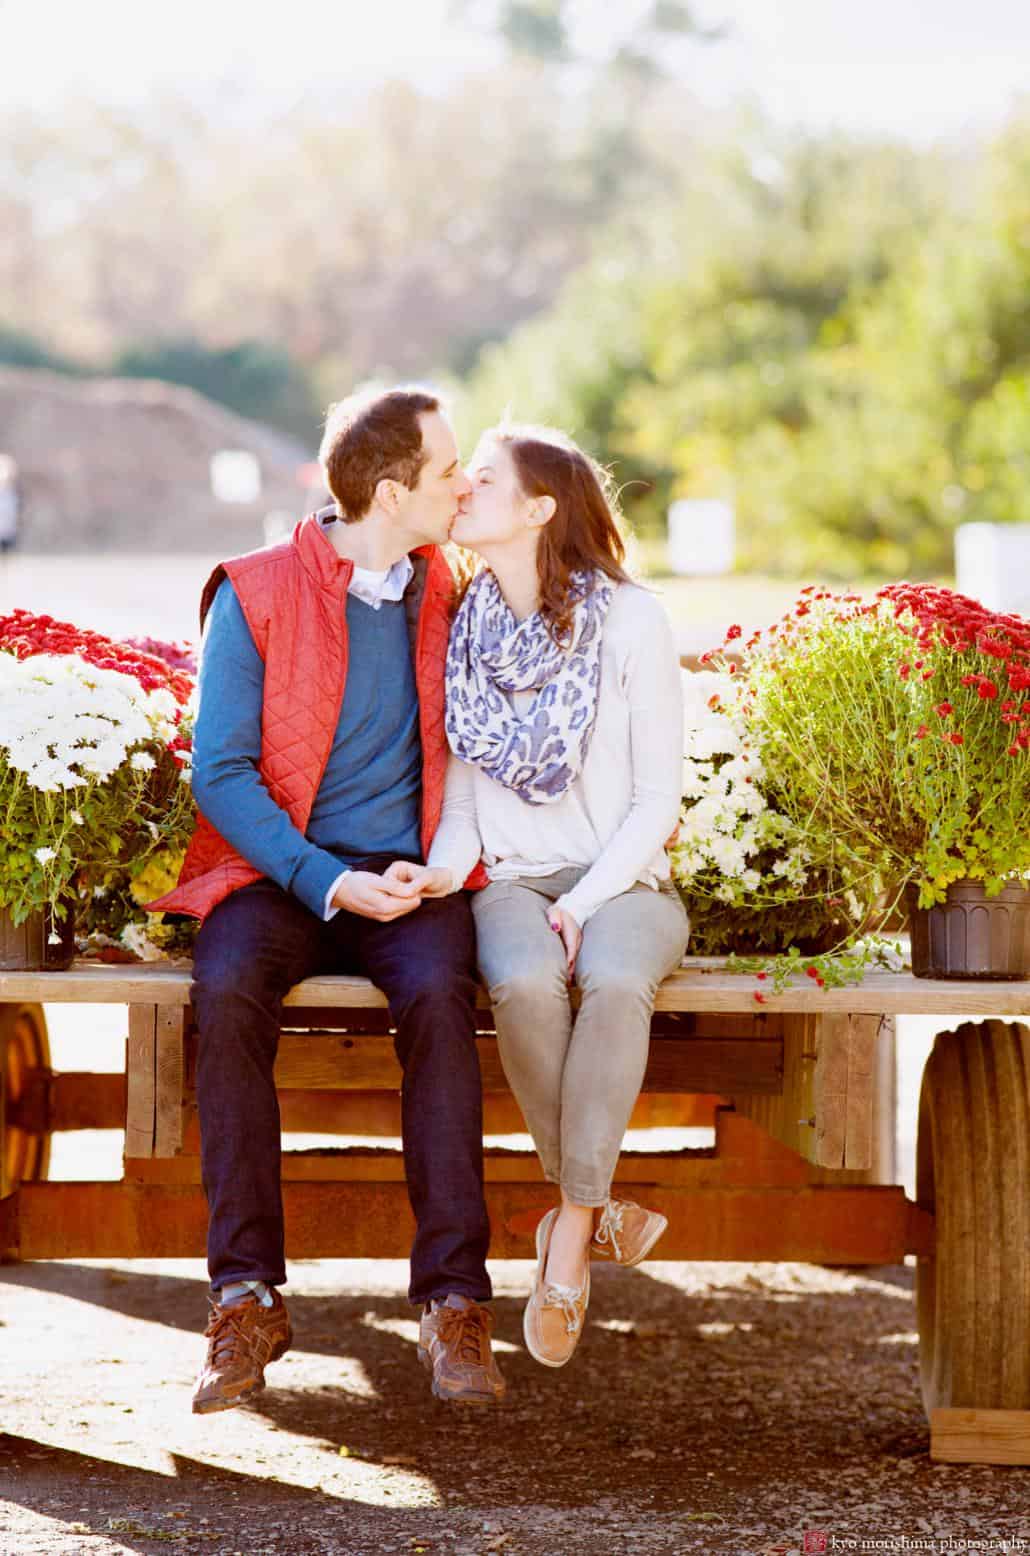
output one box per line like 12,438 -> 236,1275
318,385 -> 442,522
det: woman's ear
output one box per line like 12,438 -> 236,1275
527,494 -> 557,529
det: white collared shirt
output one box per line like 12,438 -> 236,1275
347,555 -> 414,609
321,516 -> 414,609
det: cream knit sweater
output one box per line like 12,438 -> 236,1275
428,581 -> 684,926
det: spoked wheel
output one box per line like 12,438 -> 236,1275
1,1002 -> 52,1196
916,1019 -> 1030,1411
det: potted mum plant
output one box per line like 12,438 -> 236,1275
0,611 -> 196,969
671,663 -> 860,957
700,584 -> 1030,980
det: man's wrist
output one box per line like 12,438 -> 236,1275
324,867 -> 351,920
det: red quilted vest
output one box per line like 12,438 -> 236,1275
150,513 -> 483,921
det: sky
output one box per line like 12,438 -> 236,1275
1,0 -> 1028,142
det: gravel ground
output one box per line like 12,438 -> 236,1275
1,1254 -> 1027,1556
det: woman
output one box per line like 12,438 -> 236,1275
397,423 -> 688,1368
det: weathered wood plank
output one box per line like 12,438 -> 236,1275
10,1179 -> 917,1263
5,959 -> 1030,1016
813,1013 -> 850,1169
40,1076 -> 721,1140
844,1014 -> 882,1171
930,1407 -> 1030,1466
124,1006 -> 156,1159
11,1070 -> 125,1132
154,1007 -> 185,1157
732,1014 -> 817,1163
125,1146 -> 717,1186
731,1013 -> 897,1177
265,1032 -> 781,1096
273,1087 -> 719,1138
0,1188 -> 18,1257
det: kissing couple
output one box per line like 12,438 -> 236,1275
150,384 -> 689,1412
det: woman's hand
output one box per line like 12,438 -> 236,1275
382,861 -> 454,898
547,905 -> 582,979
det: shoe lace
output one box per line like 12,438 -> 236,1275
437,1304 -> 489,1365
542,1283 -> 584,1336
595,1198 -> 626,1260
204,1300 -> 253,1368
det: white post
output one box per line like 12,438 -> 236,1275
667,499 -> 735,576
955,523 -> 1030,614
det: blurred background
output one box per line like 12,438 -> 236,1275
2,0 -> 1030,643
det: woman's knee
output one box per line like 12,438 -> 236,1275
575,964 -> 657,1009
489,962 -> 568,1018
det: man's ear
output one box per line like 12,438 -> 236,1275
528,494 -> 557,529
374,477 -> 405,515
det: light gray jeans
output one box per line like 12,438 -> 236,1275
472,867 -> 690,1207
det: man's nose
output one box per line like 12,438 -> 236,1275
456,470 -> 473,498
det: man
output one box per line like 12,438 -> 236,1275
151,387 -> 504,1411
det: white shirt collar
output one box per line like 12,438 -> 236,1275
321,515 -> 414,610
348,555 -> 413,610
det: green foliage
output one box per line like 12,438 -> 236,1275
0,325 -> 82,374
112,339 -> 318,442
458,116 -> 1030,576
499,1 -> 571,61
726,937 -> 906,996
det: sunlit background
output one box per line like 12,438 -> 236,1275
3,0 -> 1030,602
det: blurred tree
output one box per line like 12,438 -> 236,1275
452,0 -> 721,70
112,339 -> 320,443
0,326 -> 81,374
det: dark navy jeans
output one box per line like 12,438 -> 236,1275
191,865 -> 491,1306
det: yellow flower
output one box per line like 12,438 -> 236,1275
129,849 -> 185,907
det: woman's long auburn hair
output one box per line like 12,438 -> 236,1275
481,423 -> 634,642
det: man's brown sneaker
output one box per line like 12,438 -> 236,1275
192,1289 -> 292,1414
418,1294 -> 506,1404
590,1197 -> 668,1268
523,1207 -> 590,1369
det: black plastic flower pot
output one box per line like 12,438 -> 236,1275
906,879 -> 1030,980
0,901 -> 77,971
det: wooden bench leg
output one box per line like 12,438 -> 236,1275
126,1005 -> 187,1160
732,1012 -> 894,1178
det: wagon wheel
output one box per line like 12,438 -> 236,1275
916,1019 -> 1030,1412
0,1003 -> 52,1196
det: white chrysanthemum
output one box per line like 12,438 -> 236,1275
686,718 -> 742,762
130,751 -> 156,772
34,846 -> 57,865
119,921 -> 164,961
0,651 -> 176,791
147,688 -> 178,720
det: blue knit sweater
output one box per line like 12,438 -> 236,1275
190,578 -> 423,917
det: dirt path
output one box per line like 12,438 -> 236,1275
1,1254 -> 1026,1555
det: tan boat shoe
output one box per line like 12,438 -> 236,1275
590,1197 -> 668,1267
192,1289 -> 292,1414
418,1294 -> 506,1404
523,1207 -> 590,1369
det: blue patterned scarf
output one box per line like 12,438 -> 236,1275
445,567 -> 615,805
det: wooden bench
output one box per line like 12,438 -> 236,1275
2,958 -> 1029,1465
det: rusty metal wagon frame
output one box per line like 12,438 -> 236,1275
1,959 -> 1028,1467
